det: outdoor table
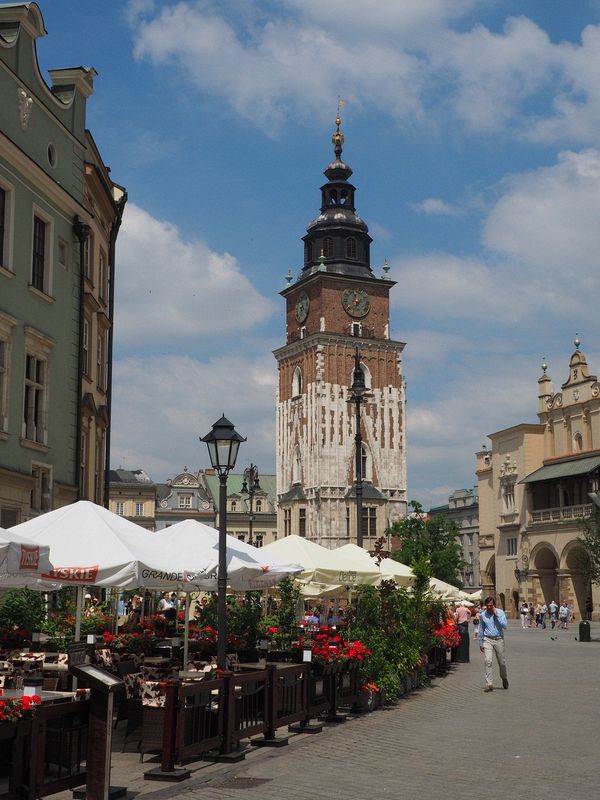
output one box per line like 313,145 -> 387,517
178,670 -> 214,681
1,689 -> 77,703
42,663 -> 68,672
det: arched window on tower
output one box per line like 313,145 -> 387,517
292,367 -> 302,397
323,238 -> 334,258
349,362 -> 372,390
340,189 -> 349,205
357,444 -> 372,482
292,446 -> 302,484
346,237 -> 357,259
328,191 -> 337,205
304,241 -> 313,264
573,431 -> 583,452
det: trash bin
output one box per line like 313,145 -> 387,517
455,625 -> 470,663
579,620 -> 591,642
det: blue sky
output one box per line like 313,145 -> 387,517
34,1 -> 600,506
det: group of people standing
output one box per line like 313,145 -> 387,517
519,600 -> 574,629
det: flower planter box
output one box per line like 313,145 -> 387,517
354,690 -> 380,713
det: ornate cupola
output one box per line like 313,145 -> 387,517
301,113 -> 373,279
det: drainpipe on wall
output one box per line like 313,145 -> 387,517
103,193 -> 127,509
73,215 -> 91,502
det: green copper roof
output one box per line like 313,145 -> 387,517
203,473 -> 277,505
521,454 -> 600,484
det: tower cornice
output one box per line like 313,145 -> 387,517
273,331 -> 405,361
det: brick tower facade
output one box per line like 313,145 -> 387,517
274,116 -> 407,547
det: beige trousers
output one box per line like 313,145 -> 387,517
483,637 -> 507,686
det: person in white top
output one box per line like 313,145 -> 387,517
519,602 -> 529,629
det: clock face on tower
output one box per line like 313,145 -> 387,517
342,288 -> 370,318
295,291 -> 310,323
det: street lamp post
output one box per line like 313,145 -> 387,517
201,415 -> 246,671
348,347 -> 370,548
241,463 -> 261,547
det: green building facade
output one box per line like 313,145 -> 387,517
0,2 -> 100,523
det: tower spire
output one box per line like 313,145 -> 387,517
332,101 -> 345,160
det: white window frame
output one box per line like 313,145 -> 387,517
30,205 -> 54,296
83,232 -> 94,283
0,176 -> 15,273
178,494 -> 192,509
82,318 -> 90,377
0,311 -> 16,435
21,326 -> 54,449
99,249 -> 107,302
135,501 -> 144,517
115,501 -> 124,516
30,462 -> 52,514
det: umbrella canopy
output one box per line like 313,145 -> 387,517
429,577 -> 463,601
335,544 -> 415,588
8,501 -> 218,590
261,535 -> 380,586
0,526 -> 53,577
155,519 -> 303,590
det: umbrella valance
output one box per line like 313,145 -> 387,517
0,527 -> 52,576
8,501 -> 218,590
155,519 -> 303,590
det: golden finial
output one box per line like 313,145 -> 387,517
332,97 -> 347,158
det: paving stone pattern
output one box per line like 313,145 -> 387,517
62,621 -> 600,800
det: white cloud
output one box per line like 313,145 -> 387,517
110,352 -> 278,480
484,149 -> 600,280
127,2 -> 600,144
412,197 -> 461,216
390,254 -> 526,323
115,204 -> 275,349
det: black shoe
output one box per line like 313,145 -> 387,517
502,678 -> 509,689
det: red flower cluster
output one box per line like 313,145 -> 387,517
0,694 -> 41,722
433,622 -> 460,648
295,627 -> 371,664
361,682 -> 380,694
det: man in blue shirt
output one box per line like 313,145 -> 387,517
479,596 -> 509,692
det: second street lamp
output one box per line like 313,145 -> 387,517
241,463 -> 261,547
348,347 -> 371,548
200,415 -> 246,671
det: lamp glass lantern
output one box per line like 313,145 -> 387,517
201,415 -> 246,476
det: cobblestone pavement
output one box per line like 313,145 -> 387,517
67,621 -> 600,800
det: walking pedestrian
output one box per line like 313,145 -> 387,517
529,604 -> 535,627
549,599 -> 558,629
559,602 -> 569,629
535,602 -> 541,627
479,596 -> 509,692
568,602 -> 575,624
540,602 -> 548,629
520,601 -> 529,629
455,602 -> 472,633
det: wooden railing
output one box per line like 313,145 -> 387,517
14,700 -> 89,800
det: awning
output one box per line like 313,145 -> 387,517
520,454 -> 600,484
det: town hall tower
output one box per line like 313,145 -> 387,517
274,116 -> 407,547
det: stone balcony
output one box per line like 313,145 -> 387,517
530,504 -> 593,524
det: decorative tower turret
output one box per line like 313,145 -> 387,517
274,115 -> 407,547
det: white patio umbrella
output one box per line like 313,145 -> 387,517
156,519 -> 303,664
9,501 -> 220,640
429,577 -> 463,601
261,535 -> 380,586
0,526 -> 53,577
378,557 -> 415,587
335,544 -> 415,588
